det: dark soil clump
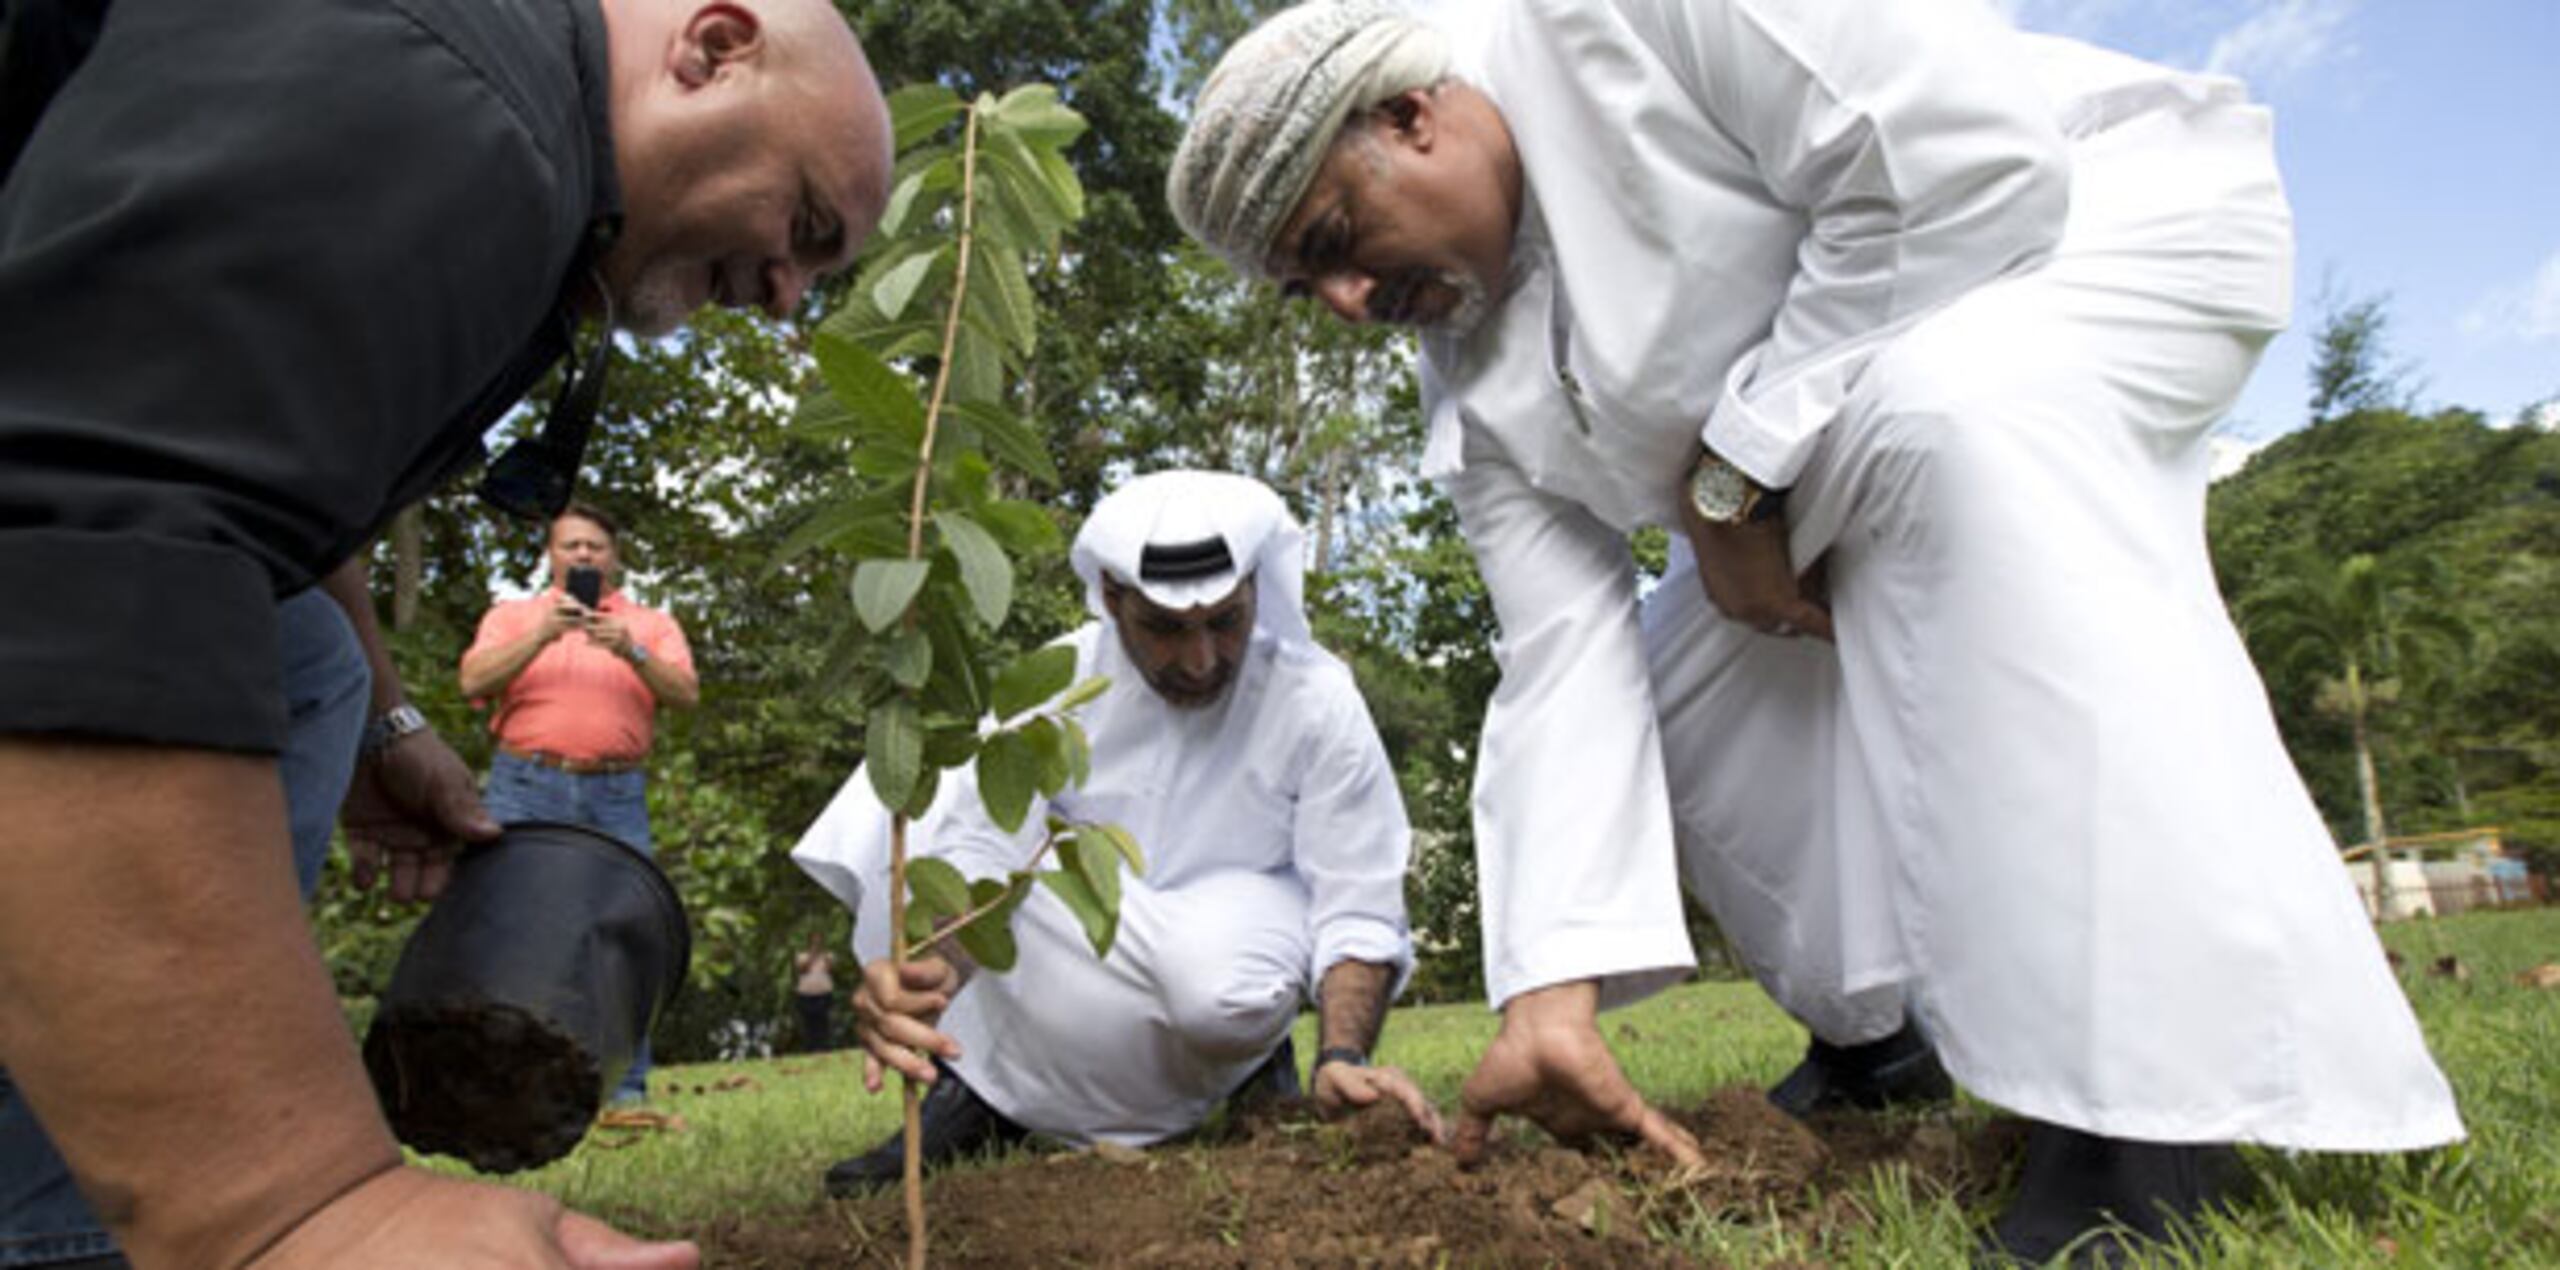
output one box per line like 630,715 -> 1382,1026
699,1086 -> 2026,1267
364,999 -> 601,1174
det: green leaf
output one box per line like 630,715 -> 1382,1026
988,84 -> 1087,149
1053,675 -> 1110,713
976,728 -> 1038,834
990,644 -> 1076,721
944,401 -> 1059,486
871,248 -> 940,322
851,558 -> 929,632
865,697 -> 922,808
903,903 -> 936,947
811,330 -> 925,439
1021,714 -> 1069,797
965,239 -> 1036,355
974,499 -> 1062,552
934,511 -> 1012,628
950,313 -> 1005,403
885,625 -> 932,689
920,605 -> 985,717
888,83 -> 964,149
953,909 -> 1018,973
922,723 -> 980,768
906,857 -> 971,917
1063,715 -> 1093,787
1087,820 -> 1146,878
1039,864 -> 1116,959
765,484 -> 906,573
898,765 -> 941,820
878,169 -> 926,238
1033,147 -> 1086,225
1072,817 -> 1123,915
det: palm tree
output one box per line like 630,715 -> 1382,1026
2241,549 -> 2471,916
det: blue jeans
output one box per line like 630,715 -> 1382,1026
1,590 -> 368,1267
478,753 -> 656,1099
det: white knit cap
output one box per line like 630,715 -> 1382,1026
1168,0 -> 1449,276
1069,471 -> 1310,647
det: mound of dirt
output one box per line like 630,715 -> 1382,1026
696,1086 -> 2026,1267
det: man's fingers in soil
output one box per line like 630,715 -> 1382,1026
1635,1105 -> 1705,1168
1449,1109 -> 1495,1167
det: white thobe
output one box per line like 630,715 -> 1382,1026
1427,0 -> 2461,1149
793,622 -> 1413,1145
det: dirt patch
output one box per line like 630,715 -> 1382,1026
695,1086 -> 2025,1267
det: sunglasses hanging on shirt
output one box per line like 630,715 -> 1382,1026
478,262 -> 616,522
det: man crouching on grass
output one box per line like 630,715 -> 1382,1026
793,471 -> 1441,1192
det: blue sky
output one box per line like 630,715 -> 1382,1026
1999,0 -> 2560,440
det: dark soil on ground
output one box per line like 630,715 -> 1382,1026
694,1087 -> 2027,1267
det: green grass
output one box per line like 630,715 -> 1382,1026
462,907 -> 2560,1265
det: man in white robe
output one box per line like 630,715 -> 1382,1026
1167,0 -> 2463,1260
792,470 -> 1437,1193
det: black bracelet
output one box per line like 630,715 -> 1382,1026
1312,1046 -> 1369,1077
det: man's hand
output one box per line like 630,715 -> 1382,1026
1449,980 -> 1703,1168
252,1166 -> 697,1269
852,955 -> 965,1092
583,611 -> 638,659
1313,1061 -> 1448,1144
1679,500 -> 1833,642
541,595 -> 589,643
340,729 -> 501,903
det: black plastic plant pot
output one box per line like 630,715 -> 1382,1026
362,820 -> 689,1173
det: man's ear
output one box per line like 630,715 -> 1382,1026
673,2 -> 765,89
1378,89 -> 1437,152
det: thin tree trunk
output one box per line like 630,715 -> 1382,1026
2349,666 -> 2392,919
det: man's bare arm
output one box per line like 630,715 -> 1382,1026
0,740 -> 401,1265
457,598 -> 578,700
1315,958 -> 1394,1057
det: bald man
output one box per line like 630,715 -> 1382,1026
0,1 -> 887,1265
1170,0 -> 2460,1262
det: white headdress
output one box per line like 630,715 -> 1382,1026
1167,0 -> 1449,277
1069,470 -> 1310,647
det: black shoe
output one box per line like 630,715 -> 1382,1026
1766,1018 -> 1955,1118
822,1062 -> 1028,1197
1980,1121 -> 2239,1267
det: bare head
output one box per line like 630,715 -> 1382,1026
598,0 -> 894,335
547,503 -> 623,589
1168,0 -> 1519,332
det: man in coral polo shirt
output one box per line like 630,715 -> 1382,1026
460,501 -> 698,1100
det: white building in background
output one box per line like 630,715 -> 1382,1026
2343,828 -> 2535,921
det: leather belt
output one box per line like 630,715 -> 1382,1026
500,746 -> 644,775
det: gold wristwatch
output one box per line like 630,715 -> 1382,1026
1688,448 -> 1787,526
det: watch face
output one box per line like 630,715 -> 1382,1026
1689,459 -> 1750,523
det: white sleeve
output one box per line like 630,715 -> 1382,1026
1444,452 -> 1697,1011
1620,0 -> 2071,486
788,760 -> 1042,965
1289,668 -> 1418,996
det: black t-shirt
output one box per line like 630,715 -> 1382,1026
0,0 -> 621,751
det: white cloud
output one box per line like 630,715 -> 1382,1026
2209,432 -> 2268,481
2459,250 -> 2560,344
2203,0 -> 2356,85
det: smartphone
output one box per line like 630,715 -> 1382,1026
565,565 -> 603,609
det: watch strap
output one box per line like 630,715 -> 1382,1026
1312,1046 -> 1369,1077
359,703 -> 429,759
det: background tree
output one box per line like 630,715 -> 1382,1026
2240,550 -> 2469,909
